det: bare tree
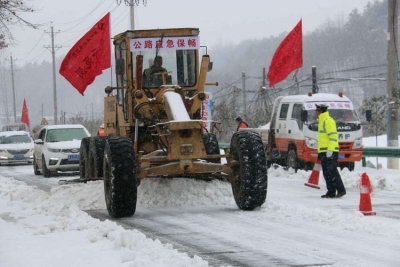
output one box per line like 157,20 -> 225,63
358,95 -> 387,137
0,0 -> 38,47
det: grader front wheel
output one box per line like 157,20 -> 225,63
103,137 -> 137,218
229,131 -> 268,210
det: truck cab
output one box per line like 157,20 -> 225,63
267,92 -> 363,171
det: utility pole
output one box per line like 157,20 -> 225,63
242,72 -> 246,120
129,0 -> 135,30
311,66 -> 318,94
44,23 -> 62,125
10,54 -> 16,122
117,0 -> 147,30
262,67 -> 266,87
387,0 -> 399,169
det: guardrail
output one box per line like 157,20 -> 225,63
361,146 -> 400,167
362,147 -> 400,158
218,144 -> 400,167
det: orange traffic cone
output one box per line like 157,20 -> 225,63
305,160 -> 321,189
359,173 -> 376,216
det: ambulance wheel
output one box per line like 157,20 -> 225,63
286,149 -> 299,173
339,162 -> 355,172
104,137 -> 137,218
202,133 -> 221,163
348,162 -> 355,171
229,131 -> 268,210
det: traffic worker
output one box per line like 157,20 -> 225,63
235,117 -> 248,131
316,104 -> 346,198
97,123 -> 105,136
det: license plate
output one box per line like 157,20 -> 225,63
339,154 -> 345,159
13,155 -> 24,160
68,154 -> 79,161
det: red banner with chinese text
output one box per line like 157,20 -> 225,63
59,13 -> 111,96
21,98 -> 30,128
267,19 -> 303,87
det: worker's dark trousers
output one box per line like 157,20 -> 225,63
320,152 -> 346,194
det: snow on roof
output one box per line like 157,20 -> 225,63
0,131 -> 30,137
43,124 -> 87,130
280,93 -> 352,103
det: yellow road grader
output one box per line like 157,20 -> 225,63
78,28 -> 268,218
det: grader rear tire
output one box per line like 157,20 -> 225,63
88,136 -> 107,179
79,137 -> 90,179
230,131 -> 268,210
202,133 -> 221,163
103,137 -> 137,218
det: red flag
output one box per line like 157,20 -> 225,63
21,98 -> 30,128
59,13 -> 111,96
267,19 -> 303,87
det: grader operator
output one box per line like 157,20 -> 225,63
78,28 -> 268,218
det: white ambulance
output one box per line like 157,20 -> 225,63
264,92 -> 365,171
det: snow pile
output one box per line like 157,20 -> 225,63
0,176 -> 214,267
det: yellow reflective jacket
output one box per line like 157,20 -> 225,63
317,111 -> 339,153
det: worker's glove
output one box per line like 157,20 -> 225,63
326,150 -> 333,158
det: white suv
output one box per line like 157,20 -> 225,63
33,124 -> 90,177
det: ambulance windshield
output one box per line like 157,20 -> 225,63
308,109 -> 359,123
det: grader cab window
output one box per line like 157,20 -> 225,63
138,50 -> 196,88
115,41 -> 127,105
130,36 -> 198,88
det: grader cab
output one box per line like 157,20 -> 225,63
78,28 -> 268,218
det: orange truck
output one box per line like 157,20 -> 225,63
246,92 -> 367,172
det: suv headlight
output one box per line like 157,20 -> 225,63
352,137 -> 362,149
305,137 -> 317,149
48,148 -> 61,153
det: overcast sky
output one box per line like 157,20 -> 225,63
3,0 -> 372,67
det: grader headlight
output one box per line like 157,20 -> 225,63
198,92 -> 206,101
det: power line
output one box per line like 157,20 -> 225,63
59,2 -> 117,46
54,0 -> 107,26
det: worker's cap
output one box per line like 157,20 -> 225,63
235,117 -> 242,122
315,104 -> 328,112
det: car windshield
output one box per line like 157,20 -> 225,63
45,128 -> 88,142
0,135 -> 32,144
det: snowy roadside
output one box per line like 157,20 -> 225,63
0,176 -> 218,267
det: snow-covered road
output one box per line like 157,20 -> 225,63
1,162 -> 399,267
